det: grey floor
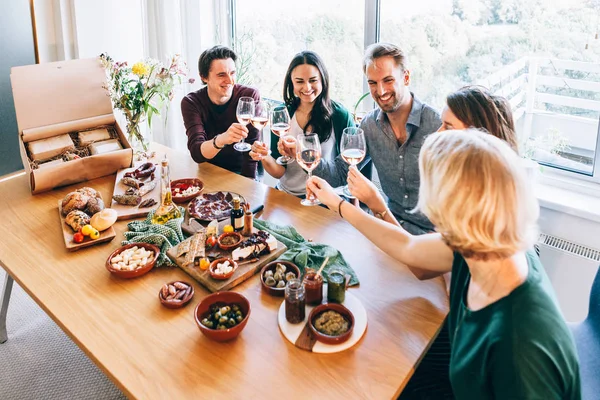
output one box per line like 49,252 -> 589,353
0,269 -> 126,400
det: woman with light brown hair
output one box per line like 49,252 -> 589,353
307,129 -> 580,399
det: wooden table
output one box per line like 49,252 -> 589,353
0,144 -> 448,399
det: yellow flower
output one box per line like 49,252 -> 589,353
132,62 -> 149,77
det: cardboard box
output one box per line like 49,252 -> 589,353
10,57 -> 133,194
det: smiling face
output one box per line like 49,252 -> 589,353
291,64 -> 322,105
365,56 -> 410,114
202,58 -> 236,105
438,105 -> 469,132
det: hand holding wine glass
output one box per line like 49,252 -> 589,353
340,127 -> 366,198
270,106 -> 294,165
234,97 -> 255,152
296,133 -> 322,206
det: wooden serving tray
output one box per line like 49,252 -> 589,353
166,234 -> 287,293
111,163 -> 160,221
58,193 -> 116,252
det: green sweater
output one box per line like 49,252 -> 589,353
448,251 -> 581,399
269,100 -> 354,159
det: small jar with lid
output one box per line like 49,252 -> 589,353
327,267 -> 348,304
302,268 -> 323,306
285,278 -> 306,324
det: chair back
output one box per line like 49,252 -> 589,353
588,266 -> 600,327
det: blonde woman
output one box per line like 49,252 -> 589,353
307,129 -> 580,399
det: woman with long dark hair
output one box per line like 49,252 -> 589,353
250,50 -> 353,197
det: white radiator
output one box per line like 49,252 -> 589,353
537,233 -> 600,323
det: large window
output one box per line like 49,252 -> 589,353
234,0 -> 365,110
380,0 -> 600,180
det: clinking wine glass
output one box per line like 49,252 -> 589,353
251,100 -> 269,131
270,106 -> 294,165
296,133 -> 322,206
340,127 -> 366,198
234,96 -> 255,152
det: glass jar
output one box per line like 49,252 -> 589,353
285,278 -> 306,324
327,268 -> 347,304
303,269 -> 323,306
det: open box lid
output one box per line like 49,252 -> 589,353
10,57 -> 113,133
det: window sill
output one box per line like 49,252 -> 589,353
536,181 -> 600,223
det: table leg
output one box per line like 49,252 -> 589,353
0,273 -> 14,344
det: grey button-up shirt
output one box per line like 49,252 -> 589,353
315,94 -> 441,235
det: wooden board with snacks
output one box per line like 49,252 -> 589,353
166,229 -> 287,293
58,190 -> 116,251
111,162 -> 160,220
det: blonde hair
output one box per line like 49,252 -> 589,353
416,129 -> 539,261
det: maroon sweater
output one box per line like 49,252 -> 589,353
181,84 -> 260,178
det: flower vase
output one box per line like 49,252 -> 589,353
126,117 -> 152,155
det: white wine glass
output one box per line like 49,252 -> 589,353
270,106 -> 294,165
340,127 -> 366,198
234,96 -> 255,152
251,100 -> 269,133
296,133 -> 322,206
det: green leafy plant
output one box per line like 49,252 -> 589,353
99,53 -> 190,151
352,92 -> 371,124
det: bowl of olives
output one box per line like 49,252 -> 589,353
194,291 -> 250,342
260,261 -> 300,297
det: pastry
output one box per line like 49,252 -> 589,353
85,197 -> 105,215
61,191 -> 90,216
65,210 -> 91,232
77,187 -> 98,198
90,208 -> 117,232
183,232 -> 205,268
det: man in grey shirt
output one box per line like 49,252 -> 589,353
314,43 -> 441,234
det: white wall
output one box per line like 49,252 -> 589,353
73,0 -> 144,63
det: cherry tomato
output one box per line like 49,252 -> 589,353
73,232 -> 85,244
206,236 -> 217,249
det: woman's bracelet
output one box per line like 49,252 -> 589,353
338,199 -> 345,219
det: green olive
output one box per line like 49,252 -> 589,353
227,318 -> 236,327
219,316 -> 228,324
236,315 -> 243,323
217,324 -> 227,330
232,304 -> 240,312
235,310 -> 243,318
220,306 -> 230,315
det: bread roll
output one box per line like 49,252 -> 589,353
61,192 -> 90,216
90,208 -> 117,231
65,210 -> 90,232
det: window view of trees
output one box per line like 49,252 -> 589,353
235,0 -> 600,177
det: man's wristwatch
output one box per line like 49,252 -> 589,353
212,135 -> 225,150
374,209 -> 388,220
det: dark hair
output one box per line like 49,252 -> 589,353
363,42 -> 407,72
198,45 -> 237,83
283,51 -> 333,144
446,86 -> 519,153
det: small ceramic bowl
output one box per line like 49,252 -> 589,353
158,281 -> 195,309
259,260 -> 300,297
105,243 -> 159,279
171,178 -> 204,204
309,303 -> 355,345
194,291 -> 251,342
209,257 -> 238,280
217,232 -> 242,251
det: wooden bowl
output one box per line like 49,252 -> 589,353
217,232 -> 242,251
309,303 -> 354,345
105,243 -> 159,279
171,178 -> 204,204
194,291 -> 251,342
209,257 -> 238,280
260,261 -> 300,297
158,281 -> 195,309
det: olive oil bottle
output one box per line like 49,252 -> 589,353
151,157 -> 182,225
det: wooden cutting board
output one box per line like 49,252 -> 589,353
58,192 -> 116,251
166,236 -> 287,293
110,163 -> 160,220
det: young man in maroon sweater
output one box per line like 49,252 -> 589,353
181,45 -> 260,178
